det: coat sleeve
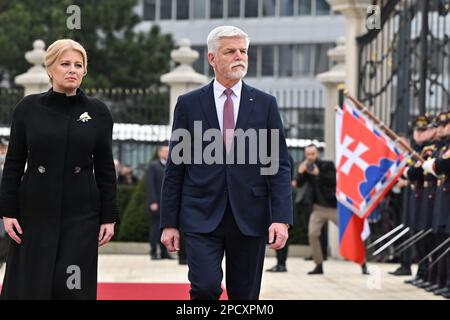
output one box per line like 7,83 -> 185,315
0,101 -> 28,219
160,97 -> 187,229
267,96 -> 293,226
435,157 -> 450,175
93,102 -> 120,224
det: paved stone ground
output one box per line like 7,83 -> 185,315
0,255 -> 445,299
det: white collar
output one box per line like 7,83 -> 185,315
213,79 -> 242,99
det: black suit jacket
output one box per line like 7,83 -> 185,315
160,80 -> 293,236
296,159 -> 337,208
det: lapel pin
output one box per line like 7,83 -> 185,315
249,98 -> 254,102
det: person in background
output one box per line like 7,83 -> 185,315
297,144 -> 369,275
145,145 -> 172,260
266,154 -> 296,272
118,164 -> 138,185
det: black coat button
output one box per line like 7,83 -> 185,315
38,165 -> 46,174
73,166 -> 81,174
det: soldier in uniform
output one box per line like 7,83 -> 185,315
404,115 -> 435,287
422,110 -> 450,299
419,113 -> 449,292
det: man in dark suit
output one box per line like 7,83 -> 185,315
145,145 -> 171,260
160,26 -> 293,300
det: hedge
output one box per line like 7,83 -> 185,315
117,177 -> 150,242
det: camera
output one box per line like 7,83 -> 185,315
307,162 -> 315,172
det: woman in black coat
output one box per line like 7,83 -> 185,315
0,39 -> 119,299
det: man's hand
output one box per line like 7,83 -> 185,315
268,223 -> 289,250
3,217 -> 22,244
310,164 -> 320,176
298,160 -> 308,174
150,203 -> 159,212
395,177 -> 408,189
161,227 -> 180,252
99,223 -> 115,247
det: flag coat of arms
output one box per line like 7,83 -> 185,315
336,98 -> 410,264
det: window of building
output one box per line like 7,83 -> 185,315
176,0 -> 189,19
143,0 -> 156,20
193,0 -> 207,18
293,44 -> 312,76
210,0 -> 224,18
280,0 -> 295,16
314,43 -> 332,74
261,45 -> 275,76
160,0 -> 173,19
298,0 -> 312,15
279,45 -> 294,77
316,0 -> 331,15
245,0 -> 259,18
247,45 -> 258,77
228,0 -> 241,17
262,0 -> 276,17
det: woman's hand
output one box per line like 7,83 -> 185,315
3,217 -> 23,244
98,223 -> 115,247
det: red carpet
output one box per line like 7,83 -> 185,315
0,283 -> 228,300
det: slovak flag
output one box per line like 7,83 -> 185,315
335,98 -> 410,264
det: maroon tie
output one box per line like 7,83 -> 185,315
223,88 -> 235,154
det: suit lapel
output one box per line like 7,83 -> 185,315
235,82 -> 255,130
199,81 -> 220,130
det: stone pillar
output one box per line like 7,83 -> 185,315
317,36 -> 346,259
161,38 -> 209,126
15,40 -> 50,96
328,0 -> 372,96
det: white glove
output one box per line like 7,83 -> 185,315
422,159 -> 437,177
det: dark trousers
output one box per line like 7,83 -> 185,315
184,202 -> 266,300
415,232 -> 433,280
149,214 -> 168,258
399,245 -> 412,270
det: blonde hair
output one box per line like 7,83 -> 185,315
45,39 -> 88,83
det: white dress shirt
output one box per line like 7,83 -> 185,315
213,79 -> 242,133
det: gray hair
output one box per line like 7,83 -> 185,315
207,26 -> 250,54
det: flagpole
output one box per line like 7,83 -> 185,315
343,92 -> 425,163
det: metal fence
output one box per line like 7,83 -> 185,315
358,0 -> 450,134
0,86 -> 324,177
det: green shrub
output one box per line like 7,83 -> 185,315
118,178 -> 150,242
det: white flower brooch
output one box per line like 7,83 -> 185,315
77,112 -> 92,122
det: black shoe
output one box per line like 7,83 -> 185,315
304,256 -> 313,261
161,254 -> 175,260
266,265 -> 287,272
361,263 -> 370,275
425,284 -> 441,292
411,278 -> 425,286
389,267 -> 412,276
150,254 -> 160,260
308,264 -> 323,275
415,281 -> 431,288
178,259 -> 187,265
434,287 -> 449,296
442,291 -> 450,299
404,277 -> 420,284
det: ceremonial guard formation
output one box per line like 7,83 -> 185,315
399,112 -> 450,299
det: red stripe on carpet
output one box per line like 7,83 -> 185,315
0,283 -> 228,300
